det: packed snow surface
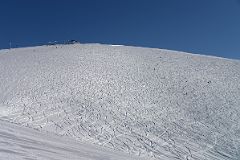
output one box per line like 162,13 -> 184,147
0,119 -> 143,160
0,44 -> 240,160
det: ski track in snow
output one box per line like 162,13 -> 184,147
0,44 -> 240,160
0,119 -> 144,160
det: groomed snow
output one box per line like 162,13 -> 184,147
0,119 -> 144,160
0,44 -> 240,159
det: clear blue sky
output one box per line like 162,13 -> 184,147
0,0 -> 240,59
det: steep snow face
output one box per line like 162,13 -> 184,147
0,119 -> 143,160
0,44 -> 240,160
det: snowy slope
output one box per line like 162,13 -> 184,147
0,44 -> 240,160
0,119 -> 144,160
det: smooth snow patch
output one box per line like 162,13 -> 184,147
0,119 -> 144,160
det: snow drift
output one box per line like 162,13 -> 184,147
0,44 -> 240,160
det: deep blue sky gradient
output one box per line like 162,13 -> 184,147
0,0 -> 240,59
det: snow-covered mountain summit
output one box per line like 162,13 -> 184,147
0,44 -> 240,160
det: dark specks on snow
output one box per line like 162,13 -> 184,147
0,43 -> 240,160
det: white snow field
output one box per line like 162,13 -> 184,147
0,119 -> 143,160
0,43 -> 240,160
